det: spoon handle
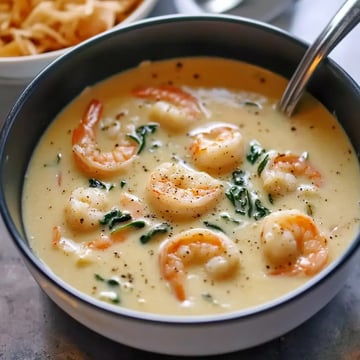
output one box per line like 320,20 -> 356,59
279,0 -> 360,117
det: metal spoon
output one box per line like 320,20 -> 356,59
278,0 -> 360,117
195,0 -> 245,13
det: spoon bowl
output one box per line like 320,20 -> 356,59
194,0 -> 245,13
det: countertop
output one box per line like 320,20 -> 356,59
0,0 -> 359,359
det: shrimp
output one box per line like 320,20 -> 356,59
159,228 -> 240,301
261,151 -> 322,196
147,162 -> 223,220
64,187 -> 109,232
87,230 -> 127,250
52,226 -> 95,265
261,210 -> 328,276
189,123 -> 245,174
52,224 -> 124,258
72,99 -> 137,178
132,85 -> 203,131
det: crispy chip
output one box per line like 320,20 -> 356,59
0,0 -> 143,57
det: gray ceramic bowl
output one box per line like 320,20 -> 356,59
0,15 -> 359,356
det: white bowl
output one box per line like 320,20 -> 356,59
0,0 -> 158,85
0,15 -> 359,356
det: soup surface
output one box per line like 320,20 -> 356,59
23,57 -> 360,316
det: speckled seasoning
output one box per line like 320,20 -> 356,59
23,57 -> 360,315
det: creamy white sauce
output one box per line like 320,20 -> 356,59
23,57 -> 360,315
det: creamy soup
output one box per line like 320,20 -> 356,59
23,57 -> 360,315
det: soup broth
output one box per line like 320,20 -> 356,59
23,57 -> 360,315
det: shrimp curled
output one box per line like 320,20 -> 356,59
72,99 -> 137,178
147,162 -> 223,220
189,123 -> 245,174
65,187 -> 109,231
261,210 -> 328,276
132,85 -> 203,131
261,151 -> 322,196
159,228 -> 240,301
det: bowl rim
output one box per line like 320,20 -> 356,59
1,13 -> 359,325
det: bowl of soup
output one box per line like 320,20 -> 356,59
0,0 -> 158,85
0,15 -> 359,356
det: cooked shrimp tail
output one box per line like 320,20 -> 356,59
72,99 -> 137,178
159,228 -> 240,301
189,123 -> 245,174
261,210 -> 328,276
132,85 -> 203,131
261,151 -> 322,196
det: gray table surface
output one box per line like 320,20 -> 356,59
1,0 -> 359,359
